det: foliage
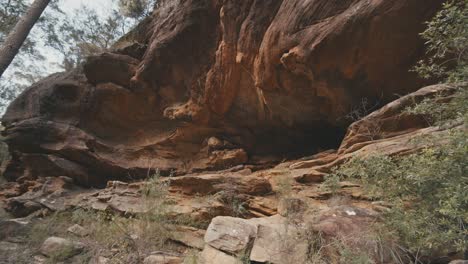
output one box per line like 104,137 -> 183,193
45,5 -> 139,71
298,227 -> 401,264
414,0 -> 468,82
183,250 -> 200,264
344,97 -> 381,122
328,129 -> 468,255
216,190 -> 249,217
0,0 -> 58,62
0,0 -> 62,111
0,0 -> 61,114
137,171 -> 174,250
118,0 -> 155,19
334,240 -> 375,264
276,174 -> 294,198
406,84 -> 468,125
0,0 -> 28,39
0,79 -> 26,114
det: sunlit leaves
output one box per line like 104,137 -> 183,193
414,0 -> 468,82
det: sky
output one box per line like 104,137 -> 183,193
60,0 -> 115,16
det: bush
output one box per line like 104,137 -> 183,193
328,129 -> 467,255
413,0 -> 467,82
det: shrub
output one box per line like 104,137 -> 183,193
406,84 -> 468,126
328,129 -> 467,255
413,0 -> 468,82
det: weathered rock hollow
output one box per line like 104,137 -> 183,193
2,0 -> 443,185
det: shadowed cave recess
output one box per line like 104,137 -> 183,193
1,0 -> 443,187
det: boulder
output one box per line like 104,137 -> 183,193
0,218 -> 30,239
204,216 -> 257,254
202,214 -> 310,264
39,237 -> 84,260
249,216 -> 309,264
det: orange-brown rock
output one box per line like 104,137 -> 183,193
288,83 -> 460,173
2,83 -> 456,219
1,0 -> 443,185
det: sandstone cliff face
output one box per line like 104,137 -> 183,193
2,0 -> 443,185
1,83 -> 459,262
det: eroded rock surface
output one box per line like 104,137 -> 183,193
0,0 -> 460,263
0,83 -> 461,263
1,0 -> 443,185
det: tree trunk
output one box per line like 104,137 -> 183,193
0,0 -> 51,79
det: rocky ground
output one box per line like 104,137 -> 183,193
1,0 -> 466,263
0,84 -> 466,263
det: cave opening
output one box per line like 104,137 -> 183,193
248,122 -> 347,161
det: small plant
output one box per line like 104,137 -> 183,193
406,85 -> 468,126
216,190 -> 249,217
302,228 -> 388,264
334,241 -> 374,264
343,98 -> 383,141
182,249 -> 200,264
237,247 -> 252,264
45,245 -> 81,263
276,174 -> 293,198
322,173 -> 341,194
132,170 -> 175,255
344,98 -> 381,123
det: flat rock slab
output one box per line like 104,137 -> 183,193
0,218 -> 30,239
204,216 -> 257,254
199,245 -> 241,264
143,254 -> 183,264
